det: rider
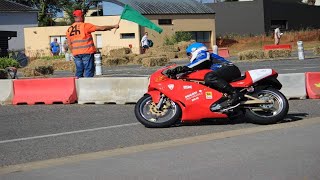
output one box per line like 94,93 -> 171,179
166,42 -> 242,111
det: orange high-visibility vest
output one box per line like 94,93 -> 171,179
66,22 -> 96,56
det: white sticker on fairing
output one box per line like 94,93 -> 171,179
183,85 -> 192,90
248,69 -> 273,83
185,91 -> 203,100
168,84 -> 174,90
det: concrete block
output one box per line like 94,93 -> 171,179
0,80 -> 13,105
278,73 -> 307,100
76,77 -> 149,104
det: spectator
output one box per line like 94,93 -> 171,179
63,38 -> 69,53
66,9 -> 119,78
50,38 -> 60,56
141,32 -> 149,54
274,27 -> 283,45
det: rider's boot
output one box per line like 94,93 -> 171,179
210,82 -> 241,112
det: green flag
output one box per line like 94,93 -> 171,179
120,4 -> 163,34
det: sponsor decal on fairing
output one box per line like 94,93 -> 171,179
168,84 -> 174,90
205,92 -> 213,99
183,85 -> 193,90
185,90 -> 203,100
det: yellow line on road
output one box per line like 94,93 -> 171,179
1,117 -> 320,175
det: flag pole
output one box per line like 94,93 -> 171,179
114,18 -> 121,34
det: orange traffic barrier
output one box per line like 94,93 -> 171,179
218,48 -> 230,58
263,44 -> 292,51
13,77 -> 77,105
305,72 -> 320,99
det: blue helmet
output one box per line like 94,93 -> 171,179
186,42 -> 209,63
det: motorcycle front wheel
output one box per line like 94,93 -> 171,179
245,87 -> 289,125
134,94 -> 182,128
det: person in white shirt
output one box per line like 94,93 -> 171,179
274,27 -> 283,45
141,32 -> 149,53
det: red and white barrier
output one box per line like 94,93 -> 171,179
0,80 -> 13,105
305,72 -> 320,99
13,77 -> 77,105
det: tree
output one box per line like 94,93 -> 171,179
58,0 -> 98,24
8,0 -> 96,26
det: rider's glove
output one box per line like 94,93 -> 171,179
166,66 -> 192,77
172,66 -> 192,74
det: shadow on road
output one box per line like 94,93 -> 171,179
177,113 -> 309,127
280,113 -> 309,123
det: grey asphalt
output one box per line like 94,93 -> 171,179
1,117 -> 320,180
0,99 -> 319,167
0,52 -> 319,178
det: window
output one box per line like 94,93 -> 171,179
120,33 -> 135,39
271,20 -> 288,30
189,31 -> 211,43
158,19 -> 172,25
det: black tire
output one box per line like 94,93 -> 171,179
134,94 -> 182,128
245,88 -> 289,125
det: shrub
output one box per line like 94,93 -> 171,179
238,50 -> 265,60
0,69 -> 8,79
265,50 -> 291,58
164,32 -> 193,46
313,46 -> 320,55
40,55 -> 65,60
0,57 -> 20,69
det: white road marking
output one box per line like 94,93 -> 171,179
282,69 -> 297,71
0,123 -> 140,144
303,66 -> 319,69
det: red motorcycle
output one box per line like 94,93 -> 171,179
134,64 -> 289,128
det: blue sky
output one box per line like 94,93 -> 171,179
102,2 -> 123,15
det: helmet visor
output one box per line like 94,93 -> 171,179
187,52 -> 192,59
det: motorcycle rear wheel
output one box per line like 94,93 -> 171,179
245,88 -> 289,125
134,94 -> 182,128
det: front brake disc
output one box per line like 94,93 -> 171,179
149,101 -> 170,117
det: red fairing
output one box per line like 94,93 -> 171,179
230,69 -> 278,88
148,67 -> 227,121
230,71 -> 254,88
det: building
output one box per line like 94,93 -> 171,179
24,0 -> 216,56
206,0 -> 320,36
0,31 -> 17,57
0,0 -> 38,51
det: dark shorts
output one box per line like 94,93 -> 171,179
143,45 -> 149,49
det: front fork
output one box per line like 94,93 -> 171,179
156,94 -> 166,110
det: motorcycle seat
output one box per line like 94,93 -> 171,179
231,74 -> 246,82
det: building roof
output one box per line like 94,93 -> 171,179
104,0 -> 215,15
0,0 -> 38,12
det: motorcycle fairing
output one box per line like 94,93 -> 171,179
148,75 -> 228,121
230,69 -> 277,88
248,69 -> 275,83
